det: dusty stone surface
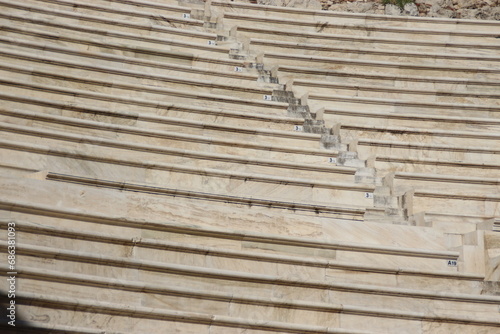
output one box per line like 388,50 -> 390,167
1,0 -> 500,332
258,0 -> 323,9
316,0 -> 500,20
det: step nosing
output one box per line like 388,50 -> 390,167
2,219 -> 476,280
0,64 -> 288,108
212,0 -> 500,27
0,38 -> 259,80
0,138 -> 359,190
325,109 -> 500,124
5,265 -> 497,325
279,65 -> 500,85
0,199 -> 453,258
250,38 -> 500,62
0,48 -> 273,96
225,12 -> 500,38
266,52 -> 500,74
0,120 -> 346,175
0,91 -> 302,124
238,26 -> 500,50
2,243 -> 487,304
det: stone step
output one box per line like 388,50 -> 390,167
222,11 -> 500,44
392,172 -> 500,195
337,123 -> 500,149
0,37 -> 266,88
0,140 -> 375,209
356,138 -> 500,165
249,38 -> 500,69
264,52 -> 500,81
0,176 -> 451,252
2,242 -> 498,325
0,0 -> 207,34
30,0 -> 202,27
4,272 -> 496,334
411,191 -> 500,218
0,11 -> 231,67
277,65 -> 500,95
0,106 -> 321,152
3,207 -> 457,280
321,109 -> 500,134
86,0 -> 205,17
291,79 -> 500,107
381,173 -> 500,217
308,93 -> 499,118
0,49 -> 276,104
373,155 -> 500,179
0,219 -> 485,293
356,140 -> 500,183
0,97 -> 334,164
0,66 -> 289,116
0,322 -> 114,334
210,0 -> 500,33
231,21 -> 500,56
0,86 -> 302,133
0,119 -> 353,182
0,290 -> 377,334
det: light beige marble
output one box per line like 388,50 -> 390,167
0,0 -> 499,333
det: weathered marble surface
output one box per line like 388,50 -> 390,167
0,0 -> 499,333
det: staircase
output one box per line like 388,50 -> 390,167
0,0 -> 499,333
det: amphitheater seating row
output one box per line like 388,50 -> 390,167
0,0 -> 499,333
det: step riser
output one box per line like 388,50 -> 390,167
0,130 -> 348,182
9,277 -> 490,334
0,69 -> 286,116
237,29 -> 499,57
295,86 -> 500,107
358,146 -> 498,165
340,129 -> 499,150
6,229 -> 477,291
0,149 -> 371,208
8,254 -> 497,318
0,125 -> 328,165
211,2 -> 499,33
374,160 -> 500,179
0,55 -> 273,102
23,0 -> 200,29
1,2 -> 206,35
13,303 -> 499,334
393,178 -> 500,196
279,71 -> 500,94
0,44 -> 264,89
413,196 -> 500,217
0,113 -> 322,154
308,99 -> 497,120
0,20 -> 225,68
17,279 -> 343,329
250,44 -> 500,70
224,19 -> 498,45
323,113 -> 500,134
0,92 -> 301,133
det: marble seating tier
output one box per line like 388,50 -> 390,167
0,0 -> 499,333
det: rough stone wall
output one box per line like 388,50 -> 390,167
258,0 -> 500,20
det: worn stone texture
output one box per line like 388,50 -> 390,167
0,0 -> 499,333
319,0 -> 500,19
